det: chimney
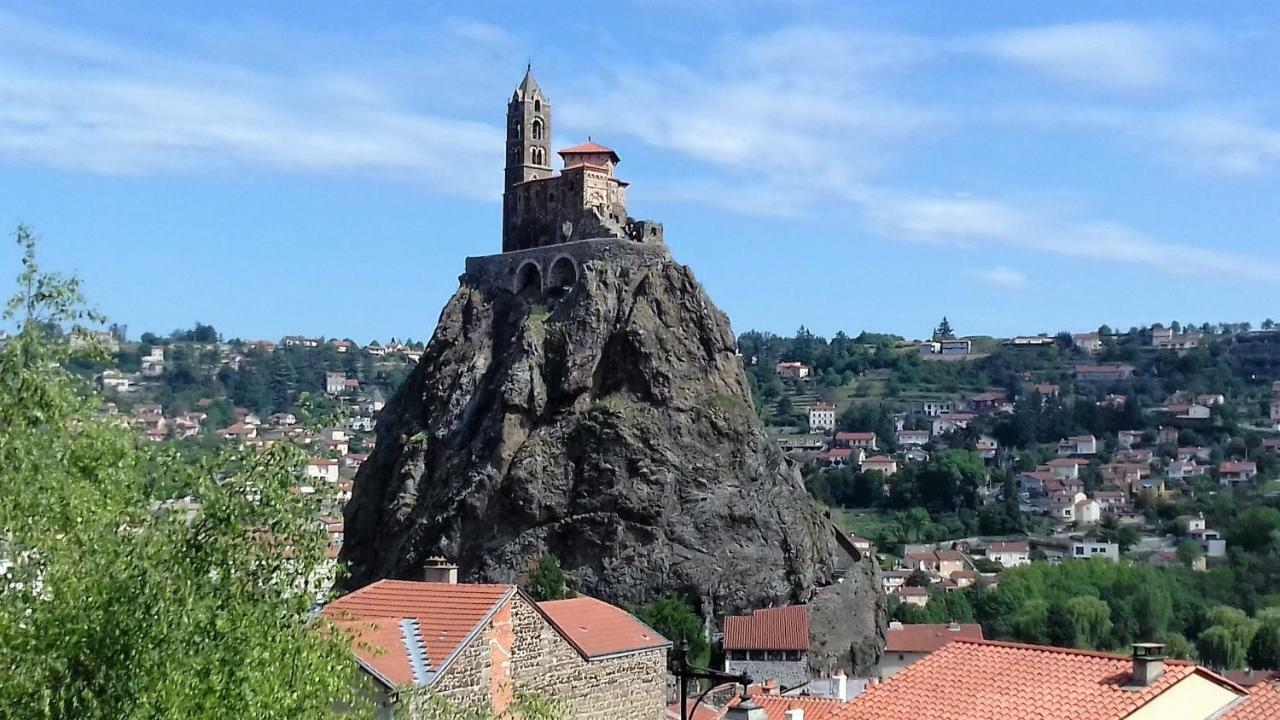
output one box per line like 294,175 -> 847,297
724,696 -> 767,720
833,669 -> 849,701
1130,643 -> 1166,687
422,556 -> 458,584
948,621 -> 961,632
784,707 -> 804,720
889,620 -> 903,630
761,679 -> 780,696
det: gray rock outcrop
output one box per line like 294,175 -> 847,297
339,244 -> 883,638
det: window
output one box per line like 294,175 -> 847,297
531,147 -> 545,165
531,118 -> 544,140
534,99 -> 541,112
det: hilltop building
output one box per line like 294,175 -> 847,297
501,66 -> 662,252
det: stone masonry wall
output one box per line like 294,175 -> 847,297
509,595 -> 667,720
409,594 -> 666,720
724,659 -> 808,688
463,238 -> 672,295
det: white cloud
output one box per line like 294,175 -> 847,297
0,11 -> 504,199
865,191 -> 1280,284
966,21 -> 1207,91
965,265 -> 1031,291
555,25 -> 941,215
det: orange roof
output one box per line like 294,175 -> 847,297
539,596 -> 669,658
741,694 -> 849,720
723,605 -> 809,651
559,141 -> 619,161
323,580 -> 514,688
848,639 -> 1244,720
885,623 -> 983,653
1224,680 -> 1280,718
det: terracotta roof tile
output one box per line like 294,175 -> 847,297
723,605 -> 809,651
538,596 -> 669,658
323,580 -> 513,688
885,623 -> 983,653
742,693 -> 849,720
847,639 -> 1243,720
1224,680 -> 1280,718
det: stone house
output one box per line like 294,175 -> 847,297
324,576 -> 669,720
722,605 -> 810,688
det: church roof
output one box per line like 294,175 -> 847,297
559,141 -> 620,163
513,66 -> 542,101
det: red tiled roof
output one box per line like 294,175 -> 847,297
1221,461 -> 1258,473
323,580 -> 514,688
559,141 -> 619,161
885,623 -> 984,653
836,432 -> 876,441
864,455 -> 895,464
1047,458 -> 1089,467
739,693 -> 849,720
1225,680 -> 1280,719
847,639 -> 1243,720
723,605 -> 809,652
538,596 -> 669,659
986,541 -> 1029,553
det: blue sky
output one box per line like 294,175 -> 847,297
0,1 -> 1278,342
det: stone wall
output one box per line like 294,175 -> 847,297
724,658 -> 809,688
407,594 -> 666,720
509,595 -> 667,720
464,238 -> 673,295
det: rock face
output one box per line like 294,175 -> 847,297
341,242 -> 881,634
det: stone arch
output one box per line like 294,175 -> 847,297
514,260 -> 543,294
547,255 -> 578,294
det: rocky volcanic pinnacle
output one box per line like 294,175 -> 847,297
340,244 -> 883,665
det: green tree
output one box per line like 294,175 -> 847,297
933,317 -> 955,340
0,227 -> 369,718
526,554 -> 572,601
1064,596 -> 1113,650
636,597 -> 707,667
1197,625 -> 1246,670
1247,618 -> 1280,670
1228,508 -> 1280,553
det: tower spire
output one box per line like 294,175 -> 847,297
516,63 -> 540,100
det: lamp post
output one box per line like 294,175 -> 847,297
675,640 -> 752,720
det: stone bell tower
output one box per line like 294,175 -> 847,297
503,66 -> 552,252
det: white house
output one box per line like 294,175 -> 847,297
1071,540 -> 1120,561
985,541 -> 1031,568
808,403 -> 837,432
896,429 -> 930,447
861,455 -> 899,477
1057,435 -> 1098,456
305,458 -> 339,484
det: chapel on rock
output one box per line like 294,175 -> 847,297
501,67 -> 663,252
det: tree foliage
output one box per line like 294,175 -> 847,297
525,554 -> 572,601
0,227 -> 369,719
